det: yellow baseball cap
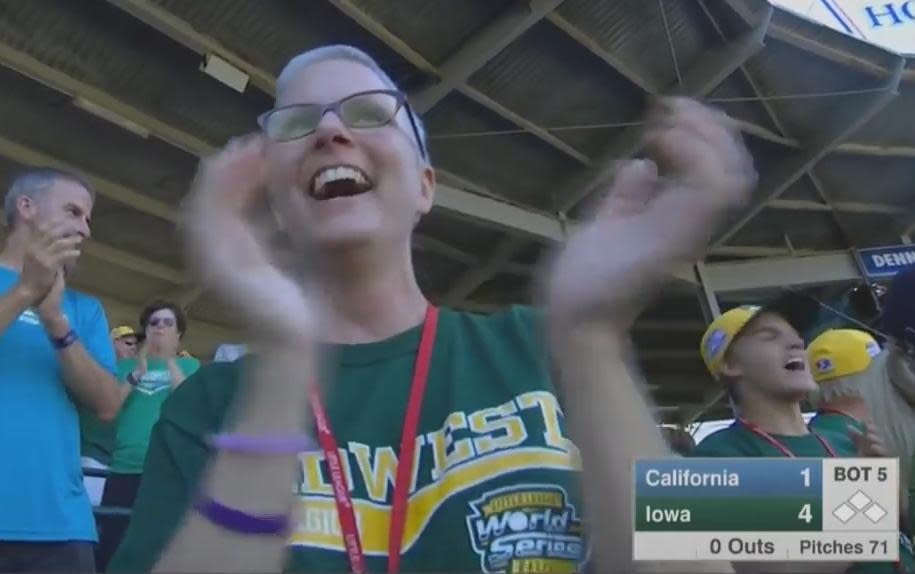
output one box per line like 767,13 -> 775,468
807,329 -> 881,383
700,294 -> 819,380
700,306 -> 761,379
110,325 -> 136,339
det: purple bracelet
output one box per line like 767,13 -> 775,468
51,329 -> 79,350
209,433 -> 316,455
194,495 -> 289,535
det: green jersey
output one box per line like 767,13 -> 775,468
809,410 -> 866,441
79,358 -> 142,465
691,423 -> 915,573
109,356 -> 200,474
109,307 -> 587,573
78,405 -> 116,465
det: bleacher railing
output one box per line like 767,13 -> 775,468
83,467 -> 132,518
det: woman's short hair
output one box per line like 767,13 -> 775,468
139,300 -> 188,336
276,45 -> 429,162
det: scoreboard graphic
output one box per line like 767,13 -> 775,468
633,458 -> 900,562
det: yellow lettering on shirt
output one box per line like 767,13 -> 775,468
290,391 -> 582,553
516,391 -> 579,457
288,447 -> 580,553
348,436 -> 425,503
349,442 -> 397,503
469,400 -> 528,456
299,448 -> 356,496
426,412 -> 476,481
299,451 -> 333,496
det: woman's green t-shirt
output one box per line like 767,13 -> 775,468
109,356 -> 200,474
108,307 -> 587,573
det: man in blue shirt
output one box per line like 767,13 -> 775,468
0,169 -> 122,572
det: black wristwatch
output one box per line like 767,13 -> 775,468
126,371 -> 142,387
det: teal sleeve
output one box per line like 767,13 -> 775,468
80,296 -> 117,376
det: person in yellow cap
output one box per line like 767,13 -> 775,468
807,329 -> 880,438
691,304 -> 913,573
110,325 -> 139,361
809,330 -> 915,550
691,299 -> 854,458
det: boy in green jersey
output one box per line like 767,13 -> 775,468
692,303 -> 913,573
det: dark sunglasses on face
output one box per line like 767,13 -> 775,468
148,317 -> 176,328
257,89 -> 428,159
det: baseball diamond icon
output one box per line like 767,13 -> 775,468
832,490 -> 887,524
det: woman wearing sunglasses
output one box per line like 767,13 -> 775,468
109,45 -> 753,573
97,300 -> 200,571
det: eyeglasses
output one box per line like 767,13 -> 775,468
257,89 -> 428,159
148,317 -> 176,328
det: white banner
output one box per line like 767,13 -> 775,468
770,0 -> 915,55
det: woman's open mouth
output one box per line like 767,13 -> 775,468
309,165 -> 374,201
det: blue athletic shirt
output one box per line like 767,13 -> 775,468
0,266 -> 116,541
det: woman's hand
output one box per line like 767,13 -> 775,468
182,135 -> 317,347
546,97 -> 756,329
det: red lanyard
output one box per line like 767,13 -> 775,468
738,419 -> 838,458
308,305 -> 439,574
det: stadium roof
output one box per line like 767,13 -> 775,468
0,0 -> 912,421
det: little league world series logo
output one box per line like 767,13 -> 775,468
466,484 -> 587,573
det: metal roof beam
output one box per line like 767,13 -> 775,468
546,7 -> 798,149
0,224 -> 184,285
543,12 -> 659,94
722,0 -> 912,79
557,7 -> 772,212
441,236 -> 527,305
769,198 -> 907,216
412,0 -> 566,110
444,9 -> 772,305
711,245 -> 818,258
697,0 -> 791,140
105,0 -> 275,94
100,1 -> 599,230
0,33 -> 587,259
714,58 -> 904,247
80,242 -> 185,284
703,251 -> 859,293
0,44 -> 215,157
835,143 -> 915,159
326,0 -> 587,164
0,135 -> 177,223
434,184 -> 565,241
114,0 -> 588,183
157,283 -> 206,310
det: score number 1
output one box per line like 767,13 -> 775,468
799,467 -> 812,524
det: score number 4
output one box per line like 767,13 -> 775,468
799,468 -> 812,523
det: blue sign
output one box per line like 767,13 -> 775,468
634,458 -> 822,497
858,244 -> 915,279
